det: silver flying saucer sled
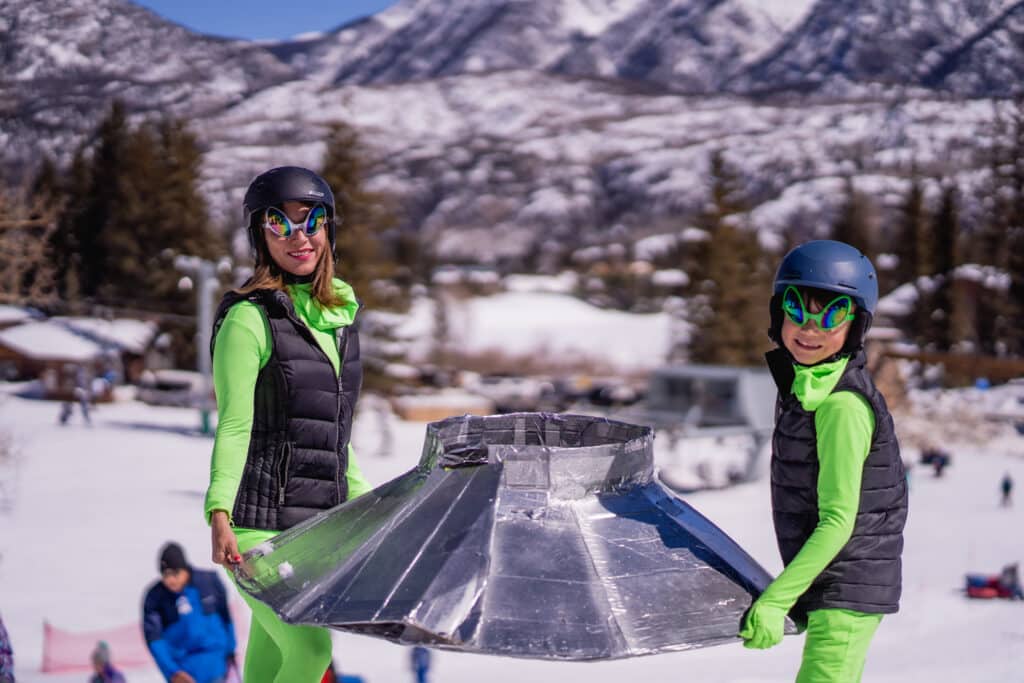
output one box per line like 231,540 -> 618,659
234,413 -> 792,660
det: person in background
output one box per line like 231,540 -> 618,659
58,364 -> 93,426
88,641 -> 126,683
410,646 -> 431,683
142,543 -> 235,683
998,563 -> 1023,599
205,167 -> 373,682
740,240 -> 908,682
0,610 -> 13,683
932,451 -> 949,477
1001,472 -> 1013,507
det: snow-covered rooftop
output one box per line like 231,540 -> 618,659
0,305 -> 35,326
0,320 -> 104,362
56,317 -> 159,354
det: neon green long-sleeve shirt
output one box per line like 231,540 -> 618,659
203,279 -> 373,547
759,356 -> 876,613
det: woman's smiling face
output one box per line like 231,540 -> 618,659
263,200 -> 326,277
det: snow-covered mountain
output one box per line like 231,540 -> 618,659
200,71 -> 995,263
268,0 -> 795,93
552,0 -> 785,92
0,0 -> 295,175
272,0 -> 640,85
2,0 -> 1023,266
269,0 -> 1024,96
732,0 -> 1024,96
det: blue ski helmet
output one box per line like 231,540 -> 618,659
768,240 -> 878,352
243,166 -> 340,263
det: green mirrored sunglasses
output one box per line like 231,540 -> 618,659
781,286 -> 854,330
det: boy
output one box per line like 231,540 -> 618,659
142,542 -> 236,683
739,240 -> 908,682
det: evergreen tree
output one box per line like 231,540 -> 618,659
51,148 -> 92,304
975,102 -> 1011,270
393,230 -> 432,289
30,157 -> 62,204
1007,225 -> 1024,357
48,103 -> 221,314
968,102 -> 1012,355
95,120 -> 159,306
917,183 -> 958,351
1004,99 -> 1024,356
689,151 -> 771,366
319,121 -> 399,310
74,100 -> 131,300
144,118 -> 222,308
971,99 -> 1023,356
894,174 -> 925,286
319,120 -> 405,392
832,176 -> 874,256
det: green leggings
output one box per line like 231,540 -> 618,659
796,609 -> 883,683
237,587 -> 332,683
230,530 -> 333,683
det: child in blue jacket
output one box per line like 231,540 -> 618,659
142,543 -> 236,683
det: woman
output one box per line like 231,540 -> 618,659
204,166 -> 373,682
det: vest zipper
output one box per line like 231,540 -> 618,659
277,441 -> 292,506
335,328 -> 350,503
282,299 -> 355,506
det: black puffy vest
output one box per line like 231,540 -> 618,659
766,349 -> 907,620
211,288 -> 362,531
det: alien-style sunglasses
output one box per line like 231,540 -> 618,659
781,286 -> 853,330
263,204 -> 329,238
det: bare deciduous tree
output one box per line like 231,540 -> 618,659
0,191 -> 60,307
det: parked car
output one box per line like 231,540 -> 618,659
464,374 -> 557,414
613,364 -> 777,492
137,369 -> 214,410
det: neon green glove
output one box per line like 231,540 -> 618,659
738,599 -> 788,649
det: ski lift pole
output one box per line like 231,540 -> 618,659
196,259 -> 217,434
175,255 -> 219,435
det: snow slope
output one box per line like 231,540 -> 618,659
0,381 -> 1022,681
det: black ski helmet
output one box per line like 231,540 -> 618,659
243,166 -> 340,262
768,240 -> 878,354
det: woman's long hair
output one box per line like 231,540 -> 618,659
236,217 -> 347,309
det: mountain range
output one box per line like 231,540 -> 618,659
2,0 -> 1022,266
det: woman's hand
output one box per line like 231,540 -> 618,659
210,510 -> 242,566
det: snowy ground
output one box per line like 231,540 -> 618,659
1,384 -> 1023,683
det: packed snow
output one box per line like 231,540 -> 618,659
1,371 -> 1022,682
399,291 -> 674,371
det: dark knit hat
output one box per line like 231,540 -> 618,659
159,542 -> 188,573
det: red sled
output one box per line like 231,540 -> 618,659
965,569 -> 1022,599
966,585 -> 1001,599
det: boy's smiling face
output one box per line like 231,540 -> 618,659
781,291 -> 854,365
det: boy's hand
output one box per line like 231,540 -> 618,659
739,600 -> 788,649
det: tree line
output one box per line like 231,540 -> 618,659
598,99 -> 1024,371
2,99 -> 1022,377
1,102 -> 407,370
829,100 -> 1024,361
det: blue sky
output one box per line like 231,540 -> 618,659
132,0 -> 399,41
